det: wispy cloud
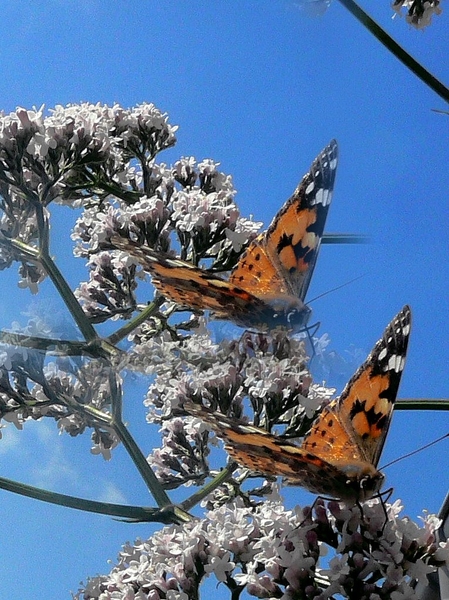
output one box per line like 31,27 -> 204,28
97,481 -> 128,505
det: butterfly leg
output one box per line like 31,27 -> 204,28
303,320 -> 320,364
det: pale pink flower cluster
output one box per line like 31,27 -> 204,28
75,498 -> 449,600
0,103 -> 447,600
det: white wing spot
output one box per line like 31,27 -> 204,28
306,181 -> 315,195
315,188 -> 324,204
388,354 -> 404,372
378,347 -> 387,361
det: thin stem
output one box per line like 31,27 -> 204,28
337,0 -> 449,104
396,398 -> 449,410
108,296 -> 165,345
0,330 -> 123,359
38,377 -> 114,428
104,369 -> 174,509
34,201 -> 50,256
0,475 -> 188,524
39,252 -> 98,343
181,463 -> 237,512
113,419 -> 172,509
37,365 -> 179,513
322,233 -> 369,244
3,215 -> 98,344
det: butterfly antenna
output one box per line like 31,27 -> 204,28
307,274 -> 366,305
381,432 -> 449,469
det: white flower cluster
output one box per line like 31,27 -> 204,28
0,103 -> 177,291
69,138 -> 261,323
0,103 -> 447,600
139,330 -> 339,491
75,498 -> 449,600
0,346 -> 119,454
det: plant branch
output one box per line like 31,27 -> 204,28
107,296 -> 165,345
181,463 -> 237,512
396,398 -> 449,410
112,418 -> 173,509
0,330 -> 122,359
0,475 -> 189,524
39,251 -> 99,343
337,0 -> 449,103
322,233 -> 369,244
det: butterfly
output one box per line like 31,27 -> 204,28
111,140 -> 338,333
184,306 -> 411,503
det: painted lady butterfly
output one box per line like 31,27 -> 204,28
185,306 -> 411,503
111,140 -> 338,332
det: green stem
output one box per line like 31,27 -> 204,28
113,419 -> 172,508
181,463 -> 237,512
103,370 -> 174,510
108,297 -> 165,345
396,398 -> 449,410
337,0 -> 449,103
39,252 -> 98,343
5,235 -> 98,345
37,369 -> 177,512
322,233 -> 369,244
0,475 -> 189,524
0,330 -> 122,360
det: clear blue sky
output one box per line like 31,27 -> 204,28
0,1 -> 448,598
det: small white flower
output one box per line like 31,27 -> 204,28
204,552 -> 235,582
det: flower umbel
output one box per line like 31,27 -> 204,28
74,498 -> 446,600
0,103 -> 446,600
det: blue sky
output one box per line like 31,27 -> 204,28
0,1 -> 448,598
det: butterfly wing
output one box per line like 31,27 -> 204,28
182,307 -> 410,501
229,140 -> 338,302
111,237 -> 267,320
184,402 -> 383,501
302,306 -> 411,468
185,403 -> 339,480
110,142 -> 336,331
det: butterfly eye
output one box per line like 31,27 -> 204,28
288,305 -> 312,331
359,472 -> 385,499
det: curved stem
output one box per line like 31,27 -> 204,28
181,463 -> 237,512
106,367 -> 174,510
0,475 -> 189,524
108,296 -> 165,345
113,419 -> 173,508
337,0 -> 449,103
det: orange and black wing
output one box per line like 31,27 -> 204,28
111,237 -> 266,321
302,306 -> 411,468
184,402 -> 335,481
229,140 -> 338,302
184,402 -> 383,501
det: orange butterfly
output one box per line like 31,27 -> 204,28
111,140 -> 338,332
185,306 -> 411,503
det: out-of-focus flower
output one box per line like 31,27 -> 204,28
392,0 -> 442,29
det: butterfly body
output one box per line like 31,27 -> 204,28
185,306 -> 411,503
112,140 -> 338,332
